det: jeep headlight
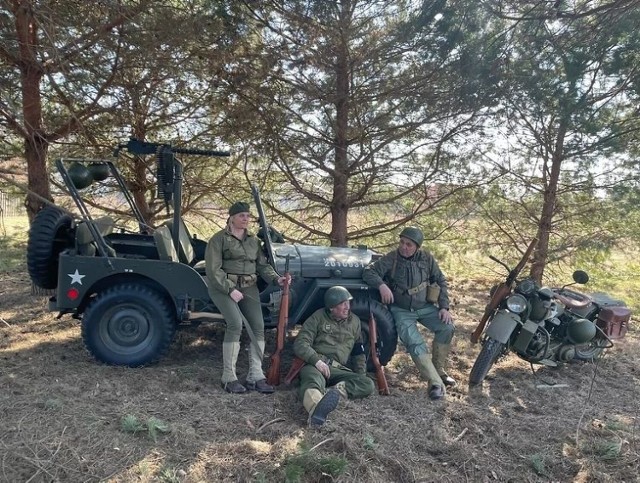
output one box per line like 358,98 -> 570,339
506,294 -> 528,314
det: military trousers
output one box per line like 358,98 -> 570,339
390,304 -> 454,358
298,364 -> 374,400
208,284 -> 265,343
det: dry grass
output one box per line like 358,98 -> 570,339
1,263 -> 639,482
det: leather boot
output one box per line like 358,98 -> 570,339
303,388 -> 341,426
432,342 -> 456,387
247,340 -> 273,392
410,353 -> 445,400
221,342 -> 246,393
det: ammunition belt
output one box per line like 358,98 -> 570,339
323,356 -> 351,371
227,273 -> 257,288
407,280 -> 428,295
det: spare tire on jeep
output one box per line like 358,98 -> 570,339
27,206 -> 74,289
350,297 -> 397,369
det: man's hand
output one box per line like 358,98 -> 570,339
314,360 -> 331,379
276,274 -> 291,286
230,289 -> 244,303
379,283 -> 394,304
439,308 -> 453,324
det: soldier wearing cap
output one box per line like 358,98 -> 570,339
205,201 -> 286,394
363,226 -> 455,400
293,286 -> 374,427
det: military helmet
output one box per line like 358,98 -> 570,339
324,286 -> 353,309
566,318 -> 597,344
399,226 -> 424,247
68,162 -> 93,190
87,162 -> 110,182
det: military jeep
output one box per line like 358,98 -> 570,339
27,139 -> 397,367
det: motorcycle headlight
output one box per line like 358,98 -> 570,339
506,294 -> 528,314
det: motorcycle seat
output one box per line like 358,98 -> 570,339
555,292 -> 591,310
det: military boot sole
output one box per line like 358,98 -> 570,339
309,389 -> 340,426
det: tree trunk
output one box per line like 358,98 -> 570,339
16,1 -> 52,221
329,0 -> 351,247
530,124 -> 567,283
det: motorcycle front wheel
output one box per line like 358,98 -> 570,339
469,337 -> 505,386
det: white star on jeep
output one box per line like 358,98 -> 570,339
68,269 -> 86,285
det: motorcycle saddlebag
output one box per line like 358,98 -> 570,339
596,307 -> 631,339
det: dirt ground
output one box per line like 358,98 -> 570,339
1,267 -> 638,483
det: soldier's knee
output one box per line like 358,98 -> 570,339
435,324 -> 455,344
406,342 -> 428,358
224,320 -> 242,340
363,377 -> 375,396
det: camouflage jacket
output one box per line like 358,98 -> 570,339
205,228 -> 279,295
293,308 -> 366,374
363,249 -> 450,311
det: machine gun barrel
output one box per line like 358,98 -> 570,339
114,137 -> 230,157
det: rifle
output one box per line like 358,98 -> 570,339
369,311 -> 390,395
283,356 -> 306,385
266,255 -> 291,386
470,238 -> 538,343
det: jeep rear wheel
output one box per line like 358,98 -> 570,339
82,284 -> 176,366
351,298 -> 397,369
27,206 -> 74,289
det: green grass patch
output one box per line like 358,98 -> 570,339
282,442 -> 348,483
529,454 -> 549,477
120,414 -> 170,442
0,216 -> 28,272
591,439 -> 623,461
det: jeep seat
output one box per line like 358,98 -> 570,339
76,217 -> 116,256
153,226 -> 179,262
164,219 -> 195,264
164,219 -> 207,274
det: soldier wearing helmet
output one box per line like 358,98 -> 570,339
292,286 -> 374,427
363,226 -> 455,400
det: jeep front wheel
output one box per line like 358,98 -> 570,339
82,284 -> 176,366
351,298 -> 397,369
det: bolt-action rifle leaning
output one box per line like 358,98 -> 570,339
470,238 -> 538,344
369,311 -> 390,395
266,255 -> 291,386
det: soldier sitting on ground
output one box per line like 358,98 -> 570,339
293,286 -> 375,427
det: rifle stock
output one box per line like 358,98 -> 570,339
469,238 -> 538,344
283,356 -> 305,385
369,312 -> 390,395
266,257 -> 291,386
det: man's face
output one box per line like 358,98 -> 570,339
330,299 -> 351,320
398,236 -> 419,258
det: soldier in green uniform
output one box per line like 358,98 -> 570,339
363,226 -> 455,400
205,201 -> 286,394
293,286 -> 374,426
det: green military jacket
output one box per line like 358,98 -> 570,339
363,249 -> 450,311
205,228 -> 279,295
293,308 -> 366,373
